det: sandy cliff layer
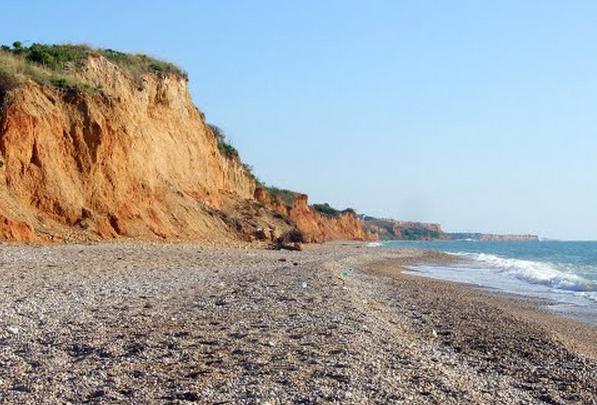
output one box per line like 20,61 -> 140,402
0,54 -> 371,243
0,55 -> 284,242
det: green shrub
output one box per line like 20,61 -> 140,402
313,203 -> 341,217
313,203 -> 357,217
0,69 -> 19,91
266,187 -> 299,206
208,124 -> 239,159
0,42 -> 188,92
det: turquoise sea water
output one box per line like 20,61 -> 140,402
379,240 -> 597,324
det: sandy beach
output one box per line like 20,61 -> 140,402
0,242 -> 595,404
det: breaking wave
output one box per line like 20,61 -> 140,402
453,252 -> 597,296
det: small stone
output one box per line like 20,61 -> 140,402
7,327 -> 18,335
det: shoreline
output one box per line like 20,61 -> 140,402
364,249 -> 597,360
378,242 -> 597,327
0,242 -> 595,403
403,259 -> 597,327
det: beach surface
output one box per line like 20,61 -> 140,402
0,242 -> 595,404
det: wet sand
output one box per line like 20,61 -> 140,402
0,242 -> 595,404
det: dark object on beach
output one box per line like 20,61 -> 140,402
272,230 -> 305,251
278,258 -> 287,262
254,228 -> 269,240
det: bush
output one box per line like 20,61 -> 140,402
313,203 -> 341,217
0,42 -> 188,92
208,124 -> 239,159
266,187 -> 299,206
25,43 -> 90,71
0,69 -> 19,92
313,203 -> 357,217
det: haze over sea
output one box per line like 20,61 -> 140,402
380,240 -> 597,324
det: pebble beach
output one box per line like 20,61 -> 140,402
0,242 -> 595,404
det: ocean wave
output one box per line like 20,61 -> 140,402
452,252 -> 597,293
366,242 -> 383,247
576,291 -> 597,303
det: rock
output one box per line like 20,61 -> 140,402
255,228 -> 268,240
280,242 -> 303,251
271,230 -> 305,251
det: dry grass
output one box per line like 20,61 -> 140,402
0,43 -> 187,93
0,49 -> 94,92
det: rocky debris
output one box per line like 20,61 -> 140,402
0,243 -> 594,404
277,242 -> 303,251
254,227 -> 269,240
271,230 -> 305,251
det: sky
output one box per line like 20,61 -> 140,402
2,1 -> 597,240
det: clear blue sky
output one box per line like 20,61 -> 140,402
3,1 -> 597,240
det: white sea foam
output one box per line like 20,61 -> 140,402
366,242 -> 383,247
452,252 -> 597,294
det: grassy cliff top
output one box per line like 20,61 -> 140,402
312,203 -> 356,217
0,42 -> 187,92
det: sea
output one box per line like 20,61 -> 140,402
377,240 -> 597,324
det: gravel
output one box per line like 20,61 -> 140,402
0,242 -> 595,404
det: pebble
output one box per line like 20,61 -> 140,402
0,242 -> 593,404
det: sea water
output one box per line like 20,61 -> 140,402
380,240 -> 597,324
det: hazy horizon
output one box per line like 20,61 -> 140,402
3,1 -> 596,240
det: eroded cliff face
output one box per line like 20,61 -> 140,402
0,55 -> 289,242
0,53 -> 379,244
254,188 -> 376,243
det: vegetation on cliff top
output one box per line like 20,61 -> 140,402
0,41 -> 187,92
263,188 -> 357,218
361,216 -> 443,240
266,187 -> 300,206
313,203 -> 356,217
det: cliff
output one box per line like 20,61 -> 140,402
361,216 -> 445,240
254,188 -> 376,243
0,45 -> 299,242
0,43 -> 539,245
0,44 -> 371,244
446,233 -> 539,241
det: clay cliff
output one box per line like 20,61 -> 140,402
361,216 -> 445,241
254,188 -> 376,243
0,44 -> 370,244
